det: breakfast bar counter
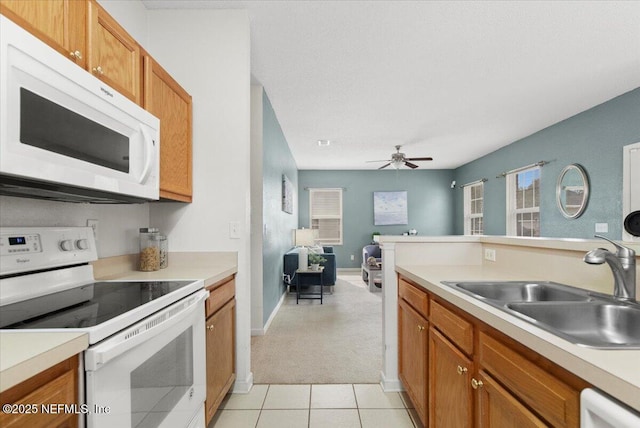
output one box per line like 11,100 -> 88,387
396,264 -> 640,413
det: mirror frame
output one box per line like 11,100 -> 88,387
556,164 -> 589,219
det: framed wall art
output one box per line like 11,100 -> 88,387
282,174 -> 294,214
374,191 -> 408,225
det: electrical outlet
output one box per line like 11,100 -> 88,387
595,223 -> 609,233
484,248 -> 496,262
350,254 -> 354,261
87,219 -> 99,241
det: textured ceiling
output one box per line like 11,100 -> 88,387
143,0 -> 640,170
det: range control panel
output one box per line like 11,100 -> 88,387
0,227 -> 97,276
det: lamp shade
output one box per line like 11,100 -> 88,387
294,228 -> 315,246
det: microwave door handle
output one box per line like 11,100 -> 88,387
85,289 -> 208,370
138,125 -> 155,184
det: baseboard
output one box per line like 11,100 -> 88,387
232,372 -> 254,394
380,371 -> 404,392
251,290 -> 286,336
337,268 -> 360,274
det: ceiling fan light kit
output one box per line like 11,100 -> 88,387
370,145 -> 433,170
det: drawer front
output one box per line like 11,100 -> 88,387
479,332 -> 580,428
206,276 -> 235,317
429,299 -> 473,355
398,277 -> 428,318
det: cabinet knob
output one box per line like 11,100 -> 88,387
206,324 -> 214,331
456,365 -> 468,375
471,378 -> 484,389
69,50 -> 83,60
416,325 -> 425,332
93,66 -> 104,75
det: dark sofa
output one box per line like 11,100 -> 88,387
283,246 -> 337,288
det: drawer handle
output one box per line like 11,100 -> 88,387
457,365 -> 468,375
93,66 -> 104,75
471,378 -> 484,389
206,324 -> 214,331
69,50 -> 83,60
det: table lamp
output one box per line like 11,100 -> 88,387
295,228 -> 315,270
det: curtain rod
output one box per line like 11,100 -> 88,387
496,160 -> 548,178
304,187 -> 347,191
459,178 -> 488,189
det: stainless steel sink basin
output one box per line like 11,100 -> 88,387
507,301 -> 640,348
440,280 -> 640,349
443,281 -> 590,303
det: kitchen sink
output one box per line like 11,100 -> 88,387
442,281 -> 590,304
440,280 -> 640,349
507,301 -> 640,348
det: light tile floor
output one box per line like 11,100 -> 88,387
208,384 -> 422,428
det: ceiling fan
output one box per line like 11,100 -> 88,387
367,145 -> 433,169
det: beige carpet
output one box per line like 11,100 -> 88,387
251,274 -> 382,384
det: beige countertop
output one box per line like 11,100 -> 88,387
396,264 -> 640,413
0,252 -> 237,393
0,332 -> 88,392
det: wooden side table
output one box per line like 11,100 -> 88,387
361,262 -> 382,292
295,267 -> 324,304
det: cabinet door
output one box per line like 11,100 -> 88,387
429,327 -> 472,428
144,55 -> 193,202
476,371 -> 547,428
0,0 -> 86,68
0,355 -> 78,428
398,298 -> 428,426
205,298 -> 236,425
87,0 -> 141,104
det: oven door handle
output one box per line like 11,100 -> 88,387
85,289 -> 208,371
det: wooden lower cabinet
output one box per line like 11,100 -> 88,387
0,355 -> 79,428
204,276 -> 236,425
429,327 -> 473,428
477,371 -> 546,428
398,298 -> 428,426
397,275 -> 587,428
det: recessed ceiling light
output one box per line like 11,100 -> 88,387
317,140 -> 331,147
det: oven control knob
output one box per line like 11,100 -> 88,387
59,240 -> 74,251
75,239 -> 89,250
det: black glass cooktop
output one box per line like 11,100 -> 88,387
0,281 -> 193,329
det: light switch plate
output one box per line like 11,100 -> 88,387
484,248 -> 496,262
229,221 -> 240,239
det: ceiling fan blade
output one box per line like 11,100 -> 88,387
404,161 -> 419,169
366,159 -> 391,163
405,157 -> 433,161
378,163 -> 391,170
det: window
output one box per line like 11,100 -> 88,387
464,182 -> 484,235
506,166 -> 540,237
309,188 -> 343,245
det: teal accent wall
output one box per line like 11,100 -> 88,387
453,88 -> 640,239
262,91 -> 298,325
298,170 -> 455,268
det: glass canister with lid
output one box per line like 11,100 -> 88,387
139,227 -> 160,271
158,234 -> 168,269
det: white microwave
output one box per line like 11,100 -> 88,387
0,16 -> 160,203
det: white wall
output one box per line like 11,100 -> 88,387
145,9 -> 253,393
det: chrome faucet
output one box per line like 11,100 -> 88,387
584,235 -> 636,301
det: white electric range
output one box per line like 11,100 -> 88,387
0,227 -> 207,428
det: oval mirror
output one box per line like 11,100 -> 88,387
556,164 -> 589,219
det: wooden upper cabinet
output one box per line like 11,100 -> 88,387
87,0 -> 141,104
144,55 -> 193,202
0,0 -> 87,68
